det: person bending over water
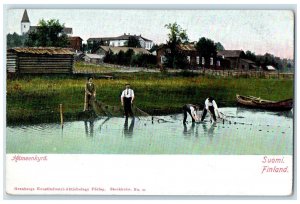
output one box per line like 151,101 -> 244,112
183,104 -> 200,124
200,96 -> 221,122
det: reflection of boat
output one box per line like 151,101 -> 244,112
236,94 -> 293,111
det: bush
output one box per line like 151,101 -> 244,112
104,50 -> 156,68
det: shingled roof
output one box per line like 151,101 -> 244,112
177,44 -> 197,51
217,50 -> 245,58
8,47 -> 74,55
21,9 -> 30,23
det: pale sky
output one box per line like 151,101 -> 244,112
6,9 -> 294,59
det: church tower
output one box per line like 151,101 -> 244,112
21,9 -> 30,35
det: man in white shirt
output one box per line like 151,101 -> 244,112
183,104 -> 200,124
121,84 -> 135,117
200,96 -> 221,122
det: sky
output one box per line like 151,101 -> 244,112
6,9 -> 294,59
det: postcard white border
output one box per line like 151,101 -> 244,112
5,154 -> 293,196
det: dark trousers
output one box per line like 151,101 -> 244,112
87,95 -> 92,110
201,106 -> 216,121
183,105 -> 194,123
124,97 -> 134,117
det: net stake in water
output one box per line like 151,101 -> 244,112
60,104 -> 64,129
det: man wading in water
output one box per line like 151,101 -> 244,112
200,96 -> 221,122
121,83 -> 135,118
84,77 -> 96,111
183,104 -> 200,124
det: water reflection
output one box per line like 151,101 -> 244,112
99,117 -> 110,132
202,123 -> 216,142
236,107 -> 293,119
124,117 -> 135,138
84,119 -> 94,137
272,110 -> 293,119
183,122 -> 217,139
6,107 -> 293,154
183,123 -> 195,138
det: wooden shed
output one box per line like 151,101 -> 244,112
7,47 -> 74,74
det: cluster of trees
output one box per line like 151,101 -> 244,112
245,51 -> 294,71
103,49 -> 156,68
7,19 -> 69,48
7,32 -> 27,48
25,19 -> 69,47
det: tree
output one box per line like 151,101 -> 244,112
125,49 -> 134,65
245,50 -> 256,62
25,19 -> 69,47
125,36 -> 141,48
149,43 -> 159,53
164,22 -> 189,69
117,50 -> 126,65
195,37 -> 217,66
7,32 -> 27,48
215,42 -> 225,51
103,49 -> 114,63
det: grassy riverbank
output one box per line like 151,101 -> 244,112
7,72 -> 293,124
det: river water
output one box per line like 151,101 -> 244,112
6,107 -> 293,155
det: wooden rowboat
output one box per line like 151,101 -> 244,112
236,94 -> 293,111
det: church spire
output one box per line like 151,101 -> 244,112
21,9 -> 30,23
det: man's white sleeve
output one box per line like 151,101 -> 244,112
213,100 -> 219,110
131,90 -> 135,97
205,99 -> 209,110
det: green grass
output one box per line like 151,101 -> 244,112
73,62 -> 120,73
7,72 -> 294,124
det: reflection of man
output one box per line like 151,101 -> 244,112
124,117 -> 135,137
84,119 -> 94,137
121,84 -> 135,118
202,123 -> 216,142
183,122 -> 195,137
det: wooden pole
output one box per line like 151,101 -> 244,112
60,104 -> 63,129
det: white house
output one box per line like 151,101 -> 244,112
87,33 -> 154,50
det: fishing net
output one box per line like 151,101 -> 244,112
91,99 -> 150,117
89,98 -> 174,123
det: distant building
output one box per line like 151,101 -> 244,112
7,47 -> 74,74
217,50 -> 257,70
264,65 -> 277,71
83,54 -> 102,64
87,33 -> 154,50
20,9 -> 73,36
21,9 -> 30,35
156,43 -> 200,68
68,36 -> 83,52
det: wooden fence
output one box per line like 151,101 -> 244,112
197,69 -> 294,79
